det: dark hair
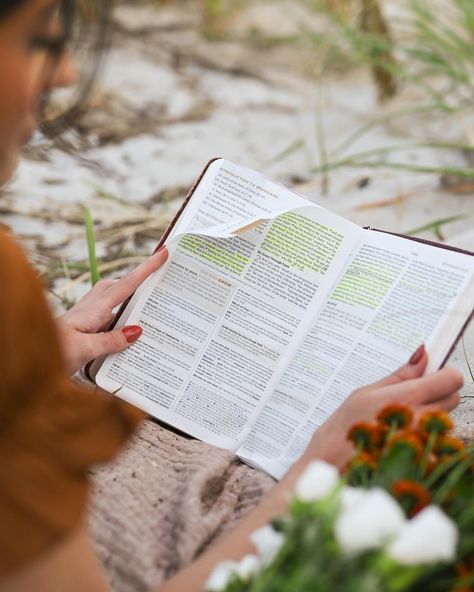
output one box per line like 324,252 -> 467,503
0,0 -> 111,138
0,0 -> 28,18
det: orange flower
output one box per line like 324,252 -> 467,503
347,422 -> 384,450
418,410 -> 454,436
454,558 -> 474,592
456,563 -> 470,579
353,451 -> 377,470
434,435 -> 465,457
377,404 -> 413,429
387,430 -> 424,461
344,451 -> 377,481
392,480 -> 431,516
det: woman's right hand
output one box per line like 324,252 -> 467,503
302,346 -> 464,470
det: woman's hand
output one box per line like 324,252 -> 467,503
303,345 -> 463,470
56,246 -> 168,375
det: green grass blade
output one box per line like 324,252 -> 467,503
265,138 -> 305,166
405,214 -> 466,237
83,207 -> 101,286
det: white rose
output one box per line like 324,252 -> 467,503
236,554 -> 260,579
388,505 -> 458,565
335,488 -> 406,554
204,561 -> 238,591
294,460 -> 340,502
339,486 -> 367,512
250,525 -> 285,565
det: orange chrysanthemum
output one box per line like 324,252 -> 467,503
418,410 -> 454,436
434,435 -> 466,457
454,558 -> 474,592
377,404 -> 413,429
344,451 -> 378,481
456,563 -> 470,579
392,480 -> 431,516
387,430 -> 424,460
347,422 -> 384,450
353,451 -> 377,470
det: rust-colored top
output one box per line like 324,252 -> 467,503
0,231 -> 143,576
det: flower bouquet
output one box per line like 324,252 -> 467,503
205,406 -> 474,592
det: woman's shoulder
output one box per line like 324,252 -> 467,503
0,227 -> 28,260
0,228 -> 50,323
0,228 -> 64,405
0,228 -> 37,287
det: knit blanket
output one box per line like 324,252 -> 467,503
87,420 -> 275,592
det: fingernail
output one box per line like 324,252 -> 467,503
409,344 -> 425,365
122,325 -> 142,343
155,245 -> 167,255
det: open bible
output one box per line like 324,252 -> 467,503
91,159 -> 474,479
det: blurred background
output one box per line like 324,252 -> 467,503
2,0 -> 473,407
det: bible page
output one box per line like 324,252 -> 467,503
237,230 -> 473,479
95,160 -> 361,449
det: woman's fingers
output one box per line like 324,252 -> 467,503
413,392 -> 461,423
385,366 -> 464,406
104,246 -> 168,307
82,325 -> 143,362
365,345 -> 428,391
91,279 -> 117,293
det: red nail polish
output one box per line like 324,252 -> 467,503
409,344 -> 425,365
122,325 -> 142,343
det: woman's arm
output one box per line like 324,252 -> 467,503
0,529 -> 110,592
0,351 -> 463,592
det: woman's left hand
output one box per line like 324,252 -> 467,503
56,246 -> 168,375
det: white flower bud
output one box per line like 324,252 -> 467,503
236,554 -> 260,579
388,506 -> 458,565
335,488 -> 406,554
204,561 -> 238,591
294,460 -> 340,502
250,525 -> 285,565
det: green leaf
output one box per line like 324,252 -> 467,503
83,207 -> 101,286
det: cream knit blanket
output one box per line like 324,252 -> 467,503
88,420 -> 275,592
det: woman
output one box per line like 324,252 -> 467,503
0,1 -> 464,591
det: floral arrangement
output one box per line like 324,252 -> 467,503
205,406 -> 474,592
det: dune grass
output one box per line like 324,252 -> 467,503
84,207 -> 101,286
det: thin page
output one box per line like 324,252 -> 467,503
95,162 -> 360,449
237,230 -> 474,479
